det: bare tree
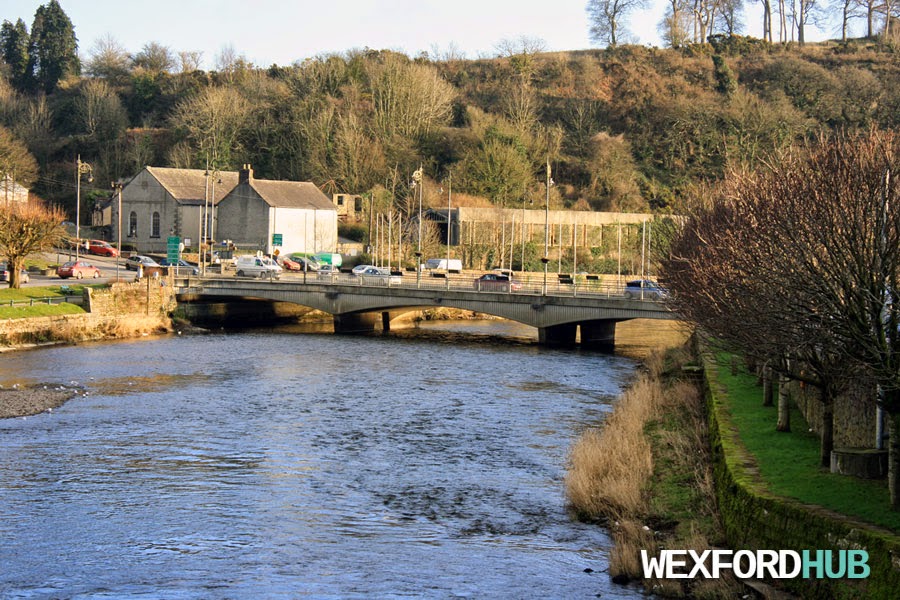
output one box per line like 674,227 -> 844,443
663,129 -> 900,503
169,86 -> 251,168
85,34 -> 131,81
760,0 -> 775,41
494,36 -> 546,82
367,53 -> 455,141
0,198 -> 65,288
587,0 -> 650,47
131,41 -> 175,74
659,0 -> 694,46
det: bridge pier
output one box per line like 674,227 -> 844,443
333,312 -> 380,334
538,323 -> 578,346
333,311 -> 398,334
580,320 -> 617,352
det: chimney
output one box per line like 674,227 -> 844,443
239,164 -> 253,185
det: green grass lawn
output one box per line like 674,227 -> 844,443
0,285 -> 89,319
713,353 -> 900,531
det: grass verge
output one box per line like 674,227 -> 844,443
0,285 -> 92,319
712,352 -> 900,531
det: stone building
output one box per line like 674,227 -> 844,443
216,165 -> 337,257
113,165 -> 336,256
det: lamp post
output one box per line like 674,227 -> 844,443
412,166 -> 424,287
112,181 -> 123,281
445,171 -> 452,290
75,155 -> 93,261
542,159 -> 551,296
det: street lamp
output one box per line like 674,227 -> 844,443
412,167 -> 424,288
112,181 -> 123,281
543,158 -> 552,295
75,155 -> 93,261
445,171 -> 452,290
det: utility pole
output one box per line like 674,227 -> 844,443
75,155 -> 93,261
542,158 -> 551,295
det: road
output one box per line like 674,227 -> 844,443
14,251 -> 137,288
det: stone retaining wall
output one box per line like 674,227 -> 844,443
0,280 -> 176,348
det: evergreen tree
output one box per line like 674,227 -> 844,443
0,19 -> 31,90
28,0 -> 79,93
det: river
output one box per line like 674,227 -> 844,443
0,319 -> 685,599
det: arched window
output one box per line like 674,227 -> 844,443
151,212 -> 161,238
129,212 -> 137,237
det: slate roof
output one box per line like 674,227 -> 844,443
145,167 -> 239,205
245,180 -> 335,210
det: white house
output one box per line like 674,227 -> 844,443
215,165 -> 337,256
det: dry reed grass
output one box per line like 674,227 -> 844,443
565,375 -> 661,520
566,345 -> 741,597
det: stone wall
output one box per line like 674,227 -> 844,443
0,280 -> 176,348
793,378 -> 879,449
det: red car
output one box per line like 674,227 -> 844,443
58,260 -> 102,279
88,239 -> 118,257
279,256 -> 303,271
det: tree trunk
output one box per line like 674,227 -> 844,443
889,410 -> 900,509
821,396 -> 834,468
776,375 -> 791,432
762,364 -> 774,407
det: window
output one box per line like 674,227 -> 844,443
128,212 -> 137,237
151,212 -> 161,238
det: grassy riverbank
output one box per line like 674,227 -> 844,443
0,285 -> 90,319
711,352 -> 900,531
565,343 -> 740,597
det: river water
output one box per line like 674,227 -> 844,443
0,319 -> 684,599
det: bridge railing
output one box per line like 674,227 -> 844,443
202,269 -> 666,301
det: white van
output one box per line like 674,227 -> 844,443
234,255 -> 283,279
423,258 -> 462,272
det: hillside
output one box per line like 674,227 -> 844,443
2,35 -> 898,219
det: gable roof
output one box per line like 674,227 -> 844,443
145,166 -> 240,205
246,180 -> 335,210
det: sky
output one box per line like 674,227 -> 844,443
4,0 -> 834,70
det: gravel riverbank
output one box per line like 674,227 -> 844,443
0,384 -> 80,419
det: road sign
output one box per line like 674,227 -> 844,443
167,236 -> 181,262
272,233 -> 283,247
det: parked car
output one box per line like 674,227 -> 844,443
279,256 -> 303,271
316,264 -> 341,281
126,255 -> 160,271
288,254 -> 319,271
0,263 -> 29,284
58,260 -> 102,279
234,255 -> 282,279
88,239 -> 119,257
357,266 -> 401,286
623,279 -> 667,300
474,273 -> 522,292
158,258 -> 199,275
351,264 -> 376,275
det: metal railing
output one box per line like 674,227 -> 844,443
195,269 -> 667,302
3,294 -> 83,307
